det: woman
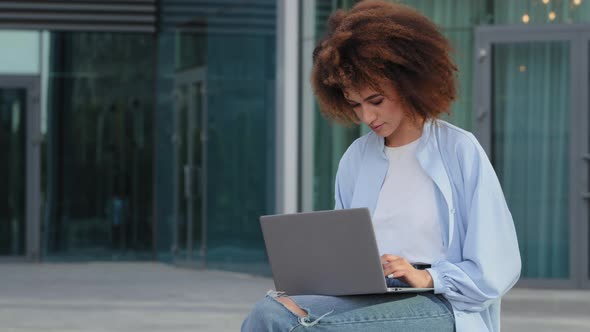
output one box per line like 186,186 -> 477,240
242,1 -> 521,331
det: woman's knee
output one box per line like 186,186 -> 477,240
275,297 -> 308,317
241,295 -> 303,331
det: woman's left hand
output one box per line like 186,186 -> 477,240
381,254 -> 434,288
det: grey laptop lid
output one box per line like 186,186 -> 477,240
260,208 -> 389,296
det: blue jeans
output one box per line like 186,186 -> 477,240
241,286 -> 455,331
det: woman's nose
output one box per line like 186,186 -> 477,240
359,107 -> 377,124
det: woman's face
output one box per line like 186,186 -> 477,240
343,83 -> 410,140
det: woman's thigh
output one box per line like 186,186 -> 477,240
289,292 -> 454,331
241,291 -> 454,332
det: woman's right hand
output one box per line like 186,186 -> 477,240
380,254 -> 434,288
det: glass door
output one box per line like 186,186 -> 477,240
42,33 -> 155,260
0,87 -> 27,257
0,76 -> 40,260
494,41 -> 570,282
172,68 -> 207,267
475,25 -> 587,288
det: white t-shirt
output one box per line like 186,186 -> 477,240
372,138 -> 445,264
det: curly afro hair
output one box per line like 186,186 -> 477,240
311,0 -> 458,125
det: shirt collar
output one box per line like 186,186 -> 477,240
374,118 -> 435,158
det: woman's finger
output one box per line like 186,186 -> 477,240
383,258 -> 412,269
385,267 -> 409,279
383,263 -> 409,276
382,263 -> 395,276
381,254 -> 401,262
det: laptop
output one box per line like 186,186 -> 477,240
260,208 -> 434,296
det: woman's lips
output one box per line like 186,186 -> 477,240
371,124 -> 384,131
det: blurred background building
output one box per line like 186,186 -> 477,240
0,0 -> 588,290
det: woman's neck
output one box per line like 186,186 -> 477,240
384,117 -> 425,147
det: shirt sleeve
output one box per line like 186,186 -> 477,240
334,155 -> 350,210
426,136 -> 522,312
334,139 -> 360,210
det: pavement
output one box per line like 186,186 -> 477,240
0,262 -> 589,331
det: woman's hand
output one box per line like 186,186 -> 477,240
380,254 -> 434,288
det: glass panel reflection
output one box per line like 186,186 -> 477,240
493,42 -> 570,278
0,88 -> 26,256
172,79 -> 204,263
44,32 -> 155,259
157,0 -> 277,274
494,0 -> 590,25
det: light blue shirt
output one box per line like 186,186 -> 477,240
334,119 -> 521,331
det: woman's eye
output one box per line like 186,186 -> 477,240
371,99 -> 383,106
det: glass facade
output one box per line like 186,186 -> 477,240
0,1 -> 279,269
494,0 -> 590,24
155,0 -> 276,274
493,42 -> 570,278
43,33 -> 156,260
25,1 -> 277,270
